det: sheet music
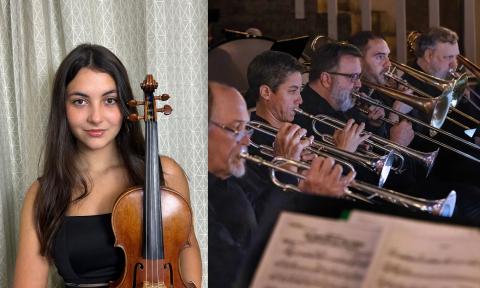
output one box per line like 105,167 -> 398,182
251,212 -> 383,288
361,227 -> 480,288
349,210 -> 480,239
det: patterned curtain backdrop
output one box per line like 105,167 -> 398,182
0,0 -> 207,287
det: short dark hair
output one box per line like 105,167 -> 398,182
348,31 -> 385,52
246,51 -> 304,103
309,42 -> 362,82
414,27 -> 458,58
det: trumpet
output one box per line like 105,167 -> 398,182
239,151 -> 456,217
354,105 -> 480,166
355,83 -> 480,162
246,120 -> 395,187
295,108 -> 440,176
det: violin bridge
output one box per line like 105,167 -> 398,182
142,281 -> 167,288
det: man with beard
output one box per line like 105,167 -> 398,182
208,81 -> 354,288
295,41 -> 480,221
402,27 -> 480,186
244,50 -> 370,218
294,42 -> 392,186
348,30 -> 480,221
348,31 -> 418,186
295,42 -> 375,152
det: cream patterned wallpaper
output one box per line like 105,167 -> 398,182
0,0 -> 207,286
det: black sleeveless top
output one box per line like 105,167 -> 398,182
53,214 -> 124,285
52,158 -> 166,285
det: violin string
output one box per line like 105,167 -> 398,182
146,119 -> 150,283
154,101 -> 160,284
154,117 -> 158,282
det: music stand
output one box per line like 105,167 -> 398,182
270,35 -> 310,59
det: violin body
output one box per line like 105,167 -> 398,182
110,185 -> 193,287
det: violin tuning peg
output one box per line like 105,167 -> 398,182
127,99 -> 145,107
128,114 -> 144,121
155,94 -> 170,101
157,105 -> 172,115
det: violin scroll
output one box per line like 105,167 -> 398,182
128,75 -> 173,122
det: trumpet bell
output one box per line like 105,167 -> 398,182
241,151 -> 456,217
430,87 -> 452,130
361,79 -> 452,130
438,191 -> 457,218
450,72 -> 469,108
378,150 -> 394,188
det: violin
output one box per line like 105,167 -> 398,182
110,75 -> 195,287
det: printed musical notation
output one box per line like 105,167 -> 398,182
251,211 -> 480,288
251,213 -> 382,288
362,227 -> 480,287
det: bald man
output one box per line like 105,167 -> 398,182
208,82 -> 354,287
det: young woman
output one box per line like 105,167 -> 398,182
14,44 -> 202,287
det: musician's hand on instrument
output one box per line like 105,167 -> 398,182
367,105 -> 385,120
300,150 -> 316,162
273,123 -> 313,161
397,83 -> 414,95
298,157 -> 355,197
389,119 -> 414,146
367,105 -> 385,127
389,100 -> 413,122
333,119 -> 371,153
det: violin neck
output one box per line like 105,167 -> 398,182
143,120 -> 165,259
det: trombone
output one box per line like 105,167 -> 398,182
357,82 -> 480,162
295,108 -> 441,176
239,151 -> 456,217
387,59 -> 476,130
405,30 -> 479,128
247,120 -> 395,187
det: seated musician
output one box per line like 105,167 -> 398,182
295,43 -> 375,143
348,31 -> 420,187
349,31 -> 480,222
348,31 -> 415,147
244,50 -> 385,213
397,27 -> 479,185
208,81 -> 354,288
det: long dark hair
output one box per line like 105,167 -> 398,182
35,43 -> 145,260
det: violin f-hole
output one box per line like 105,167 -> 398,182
132,262 -> 143,287
164,262 -> 173,287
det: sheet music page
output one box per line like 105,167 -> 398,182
250,212 -> 383,288
361,227 -> 480,288
349,210 -> 480,239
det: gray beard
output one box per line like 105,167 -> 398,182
334,87 -> 354,112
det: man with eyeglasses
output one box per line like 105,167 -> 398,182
244,50 -> 383,218
295,42 -> 383,153
324,34 -> 480,220
208,81 -> 354,288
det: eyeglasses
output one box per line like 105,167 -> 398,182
210,121 -> 254,142
326,71 -> 362,83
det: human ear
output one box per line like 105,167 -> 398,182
320,72 -> 332,88
424,48 -> 434,63
259,84 -> 272,101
